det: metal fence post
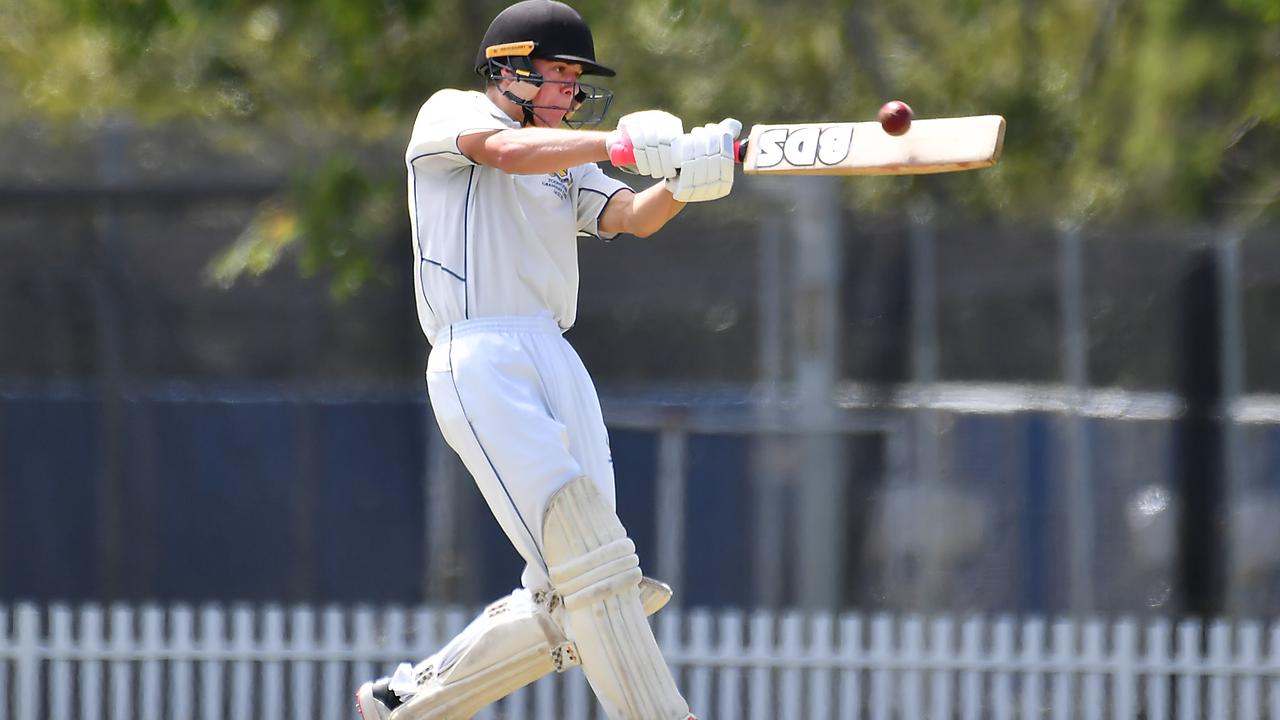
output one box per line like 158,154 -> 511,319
1216,228 -> 1247,615
656,418 -> 689,600
790,177 -> 846,610
753,210 -> 790,609
1059,224 -> 1096,615
908,204 -> 944,611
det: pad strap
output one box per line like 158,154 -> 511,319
550,537 -> 642,610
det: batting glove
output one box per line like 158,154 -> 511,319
667,118 -> 741,203
607,110 -> 683,179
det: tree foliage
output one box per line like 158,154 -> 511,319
3,0 -> 1278,292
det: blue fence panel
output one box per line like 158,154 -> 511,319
0,396 -> 97,600
148,399 -> 299,602
949,414 -> 1031,613
311,399 -> 428,604
475,500 -> 528,600
685,433 -> 752,607
612,428 -> 659,578
1267,425 -> 1280,488
6,391 -> 1277,612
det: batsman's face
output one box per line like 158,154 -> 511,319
527,58 -> 583,127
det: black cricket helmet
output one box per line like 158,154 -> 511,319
475,0 -> 614,128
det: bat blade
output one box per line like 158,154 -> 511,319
742,115 -> 1005,176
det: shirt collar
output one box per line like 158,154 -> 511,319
479,91 -> 522,128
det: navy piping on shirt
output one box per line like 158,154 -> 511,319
579,185 -> 631,240
462,165 -> 476,318
408,150 -> 469,283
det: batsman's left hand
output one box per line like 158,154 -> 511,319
667,118 -> 741,203
609,110 -> 683,179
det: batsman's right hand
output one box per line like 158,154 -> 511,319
667,118 -> 741,203
607,110 -> 683,179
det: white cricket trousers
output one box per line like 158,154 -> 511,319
426,315 -> 617,592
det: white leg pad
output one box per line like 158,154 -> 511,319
543,476 -> 691,720
388,579 -> 674,720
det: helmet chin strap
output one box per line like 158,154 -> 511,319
497,75 -> 542,126
501,89 -> 538,126
502,81 -> 576,127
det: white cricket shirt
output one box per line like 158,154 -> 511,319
405,89 -> 630,343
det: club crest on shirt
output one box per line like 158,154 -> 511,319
542,169 -> 572,201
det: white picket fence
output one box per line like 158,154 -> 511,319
3,603 -> 1280,719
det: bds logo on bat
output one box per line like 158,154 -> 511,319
752,124 -> 855,169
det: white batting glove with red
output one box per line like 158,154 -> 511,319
607,110 -> 683,179
667,118 -> 741,203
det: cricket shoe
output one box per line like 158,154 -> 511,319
354,680 -> 395,720
355,663 -> 415,720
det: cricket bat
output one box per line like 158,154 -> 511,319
609,115 -> 1005,176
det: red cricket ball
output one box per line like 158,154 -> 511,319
878,100 -> 913,136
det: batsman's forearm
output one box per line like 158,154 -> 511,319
623,181 -> 684,238
479,127 -> 610,175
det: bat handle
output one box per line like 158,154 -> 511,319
607,139 -> 747,168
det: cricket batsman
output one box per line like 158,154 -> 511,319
355,1 -> 738,718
